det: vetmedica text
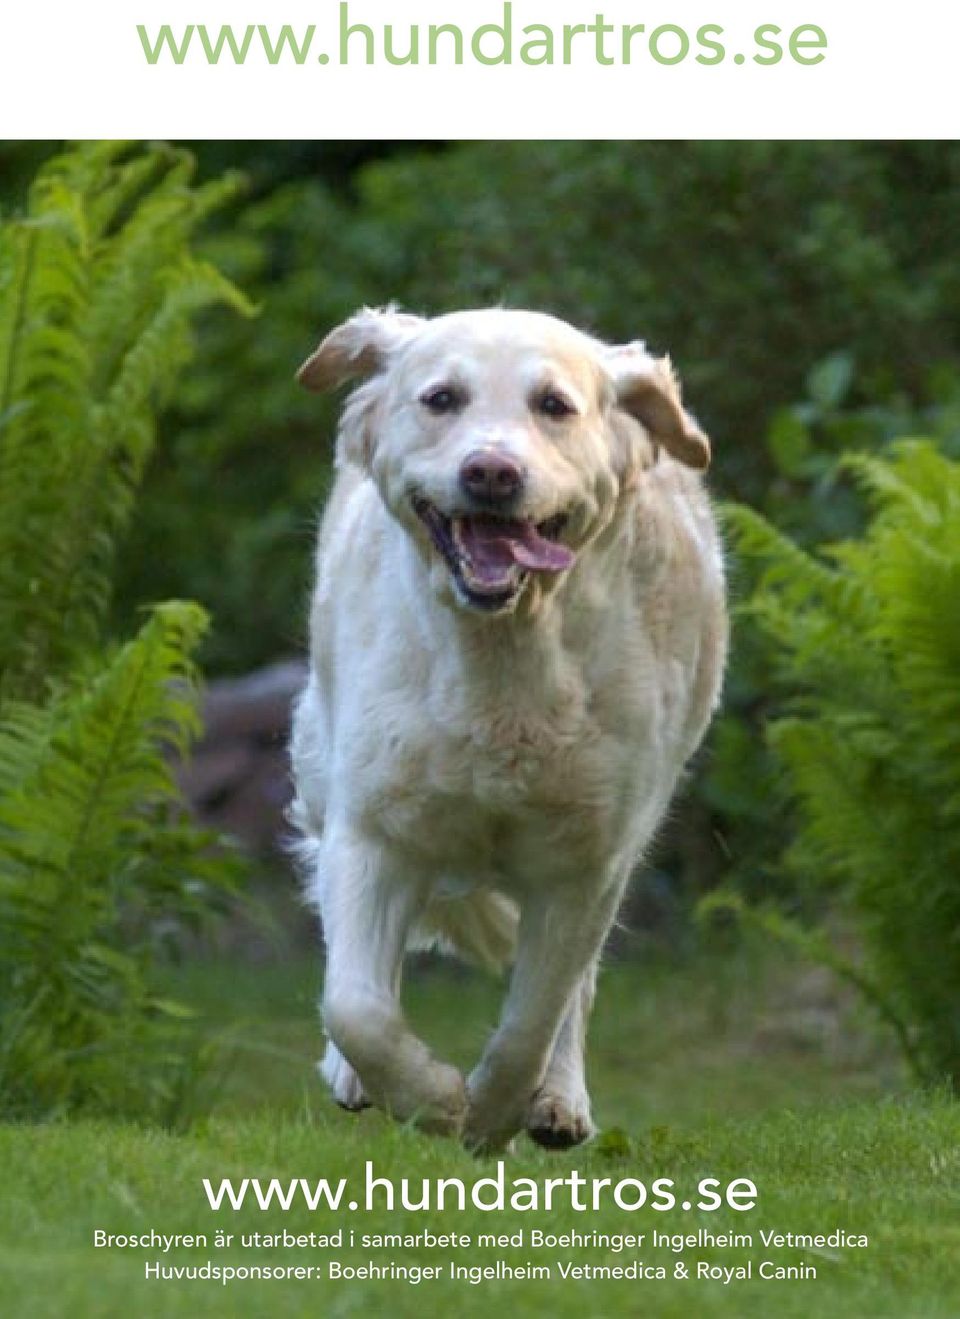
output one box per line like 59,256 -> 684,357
92,1227 -> 871,1287
93,1221 -> 873,1289
95,1227 -> 871,1251
135,1258 -> 822,1285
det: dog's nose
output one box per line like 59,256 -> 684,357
459,450 -> 523,505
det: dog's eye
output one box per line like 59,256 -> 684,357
421,386 -> 462,415
536,392 -> 575,419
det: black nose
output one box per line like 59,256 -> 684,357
459,450 -> 524,505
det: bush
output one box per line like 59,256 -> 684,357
703,362 -> 960,899
720,441 -> 960,1086
0,143 -> 249,1121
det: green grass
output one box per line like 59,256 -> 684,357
167,943 -> 904,1128
1,949 -> 957,1317
2,1097 -> 958,1317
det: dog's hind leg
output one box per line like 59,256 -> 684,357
317,822 -> 467,1136
526,960 -> 598,1148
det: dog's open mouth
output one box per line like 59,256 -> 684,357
414,499 -> 575,612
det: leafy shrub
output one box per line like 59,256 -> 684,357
719,441 -> 960,1086
0,143 -> 249,1120
703,362 -> 960,899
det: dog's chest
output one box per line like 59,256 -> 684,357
354,656 -> 647,875
441,699 -> 591,804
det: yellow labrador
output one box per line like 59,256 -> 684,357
290,307 -> 726,1151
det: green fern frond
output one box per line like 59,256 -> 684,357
0,603 -> 206,909
0,143 -> 248,1120
727,439 -> 960,1087
0,603 -> 216,1115
0,143 -> 252,702
721,501 -> 870,622
844,441 -> 960,524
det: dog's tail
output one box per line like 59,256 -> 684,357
409,888 -> 519,974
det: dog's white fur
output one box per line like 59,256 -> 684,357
290,307 -> 727,1151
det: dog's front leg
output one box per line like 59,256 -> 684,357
526,961 -> 599,1149
464,876 -> 625,1152
318,823 -> 467,1135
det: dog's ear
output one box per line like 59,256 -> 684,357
298,307 -> 425,471
297,306 -> 425,392
606,344 -> 710,472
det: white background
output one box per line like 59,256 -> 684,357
1,0 -> 957,139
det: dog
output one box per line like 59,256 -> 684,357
289,306 -> 727,1152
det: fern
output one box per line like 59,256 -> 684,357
0,145 -> 249,1121
0,143 -> 251,704
0,605 -> 210,1115
724,442 -> 960,1087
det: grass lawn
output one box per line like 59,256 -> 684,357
1,948 -> 957,1317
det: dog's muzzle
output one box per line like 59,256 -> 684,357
413,497 -> 574,613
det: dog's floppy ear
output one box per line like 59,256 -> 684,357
606,344 -> 710,472
297,306 -> 425,392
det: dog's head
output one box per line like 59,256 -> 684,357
299,307 -> 710,616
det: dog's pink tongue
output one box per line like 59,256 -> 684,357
460,517 -> 575,578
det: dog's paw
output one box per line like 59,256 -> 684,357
398,1061 -> 469,1138
320,1043 -> 369,1112
462,1083 -> 525,1155
526,1088 -> 595,1150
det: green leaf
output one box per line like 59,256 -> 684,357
766,407 -> 812,477
806,352 -> 854,411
